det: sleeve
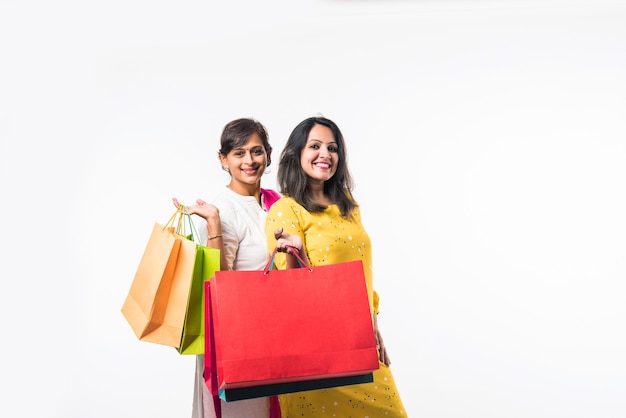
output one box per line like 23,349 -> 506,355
264,197 -> 304,270
373,290 -> 380,315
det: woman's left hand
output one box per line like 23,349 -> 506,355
375,327 -> 391,366
373,314 -> 391,366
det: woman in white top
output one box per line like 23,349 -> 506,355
174,118 -> 280,418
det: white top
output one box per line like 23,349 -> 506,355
195,186 -> 270,271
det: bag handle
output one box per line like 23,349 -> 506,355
178,205 -> 202,243
163,207 -> 180,233
263,246 -> 310,273
162,204 -> 202,244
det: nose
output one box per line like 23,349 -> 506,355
243,150 -> 253,163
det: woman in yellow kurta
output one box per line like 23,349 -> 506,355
265,116 -> 407,417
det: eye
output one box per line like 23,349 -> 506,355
233,150 -> 245,157
308,143 -> 320,150
252,148 -> 265,156
328,145 -> 338,153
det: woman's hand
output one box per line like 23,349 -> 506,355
273,227 -> 303,254
273,227 -> 309,268
172,197 -> 222,244
172,197 -> 220,222
373,314 -> 391,366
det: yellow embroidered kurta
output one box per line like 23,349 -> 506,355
265,196 -> 407,417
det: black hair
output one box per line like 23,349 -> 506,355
277,116 -> 357,217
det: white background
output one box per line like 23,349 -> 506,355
1,0 -> 625,417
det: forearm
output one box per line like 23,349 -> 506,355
205,217 -> 227,270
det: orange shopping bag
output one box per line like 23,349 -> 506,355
121,207 -> 198,348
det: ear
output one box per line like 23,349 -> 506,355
266,146 -> 273,167
218,151 -> 227,169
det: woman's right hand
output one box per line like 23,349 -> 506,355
273,227 -> 303,255
172,197 -> 220,222
273,227 -> 310,268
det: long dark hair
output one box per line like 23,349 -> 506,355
277,116 -> 357,217
219,118 -> 272,166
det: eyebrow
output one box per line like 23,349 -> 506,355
307,139 -> 337,144
234,145 -> 263,150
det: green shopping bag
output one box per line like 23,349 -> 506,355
177,244 -> 220,354
175,206 -> 220,355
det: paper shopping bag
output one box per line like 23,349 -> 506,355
121,211 -> 198,348
205,250 -> 379,401
204,280 -> 223,414
177,245 -> 220,355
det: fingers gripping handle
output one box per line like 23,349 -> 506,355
263,246 -> 310,273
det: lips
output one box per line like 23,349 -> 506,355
314,162 -> 331,170
242,167 -> 258,175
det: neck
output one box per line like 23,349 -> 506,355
228,182 -> 262,205
309,183 -> 332,206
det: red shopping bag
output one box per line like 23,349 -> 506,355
204,249 -> 379,402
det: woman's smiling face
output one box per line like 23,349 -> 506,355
223,132 -> 268,187
300,123 -> 339,183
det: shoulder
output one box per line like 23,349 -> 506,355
211,188 -> 245,222
261,188 -> 281,201
269,196 -> 303,213
267,197 -> 306,224
212,189 -> 236,210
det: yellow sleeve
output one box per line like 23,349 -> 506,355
265,197 -> 304,269
373,290 -> 380,315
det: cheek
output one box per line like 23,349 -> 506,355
299,154 -> 309,170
